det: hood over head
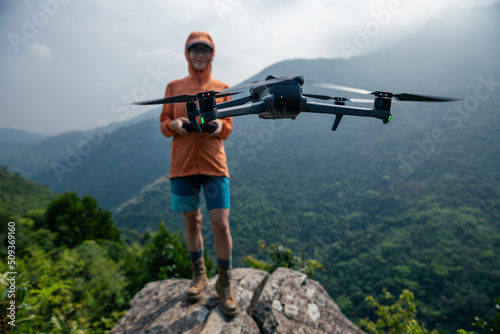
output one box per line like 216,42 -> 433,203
185,31 -> 215,84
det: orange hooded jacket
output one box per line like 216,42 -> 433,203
160,31 -> 232,179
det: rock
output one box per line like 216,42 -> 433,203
111,267 -> 365,334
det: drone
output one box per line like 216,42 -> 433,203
133,75 -> 461,132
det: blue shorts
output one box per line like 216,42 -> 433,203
170,175 -> 230,212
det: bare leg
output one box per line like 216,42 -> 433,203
182,209 -> 203,252
209,208 -> 232,260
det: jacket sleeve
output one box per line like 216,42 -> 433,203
159,83 -> 176,138
218,94 -> 233,140
219,117 -> 232,140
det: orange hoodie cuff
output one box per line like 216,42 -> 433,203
161,119 -> 175,137
220,119 -> 232,140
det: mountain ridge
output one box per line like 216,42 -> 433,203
0,127 -> 48,143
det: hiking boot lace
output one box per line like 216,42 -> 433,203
220,270 -> 233,300
191,260 -> 204,287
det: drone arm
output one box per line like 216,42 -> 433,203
305,101 -> 375,117
216,95 -> 252,109
217,101 -> 266,118
305,101 -> 391,131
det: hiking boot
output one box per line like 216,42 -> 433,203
186,258 -> 208,302
216,266 -> 238,317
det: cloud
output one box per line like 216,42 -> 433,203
451,0 -> 500,7
26,42 -> 53,61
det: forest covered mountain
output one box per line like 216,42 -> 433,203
1,4 -> 499,332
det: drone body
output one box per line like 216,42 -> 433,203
134,75 -> 460,132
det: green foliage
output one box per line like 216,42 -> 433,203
0,171 -> 195,333
42,192 -> 120,248
6,239 -> 128,333
0,217 -> 195,333
0,271 -> 32,333
124,221 -> 205,295
0,167 -> 55,216
457,330 -> 474,334
244,241 -> 323,278
359,289 -> 438,334
473,298 -> 500,334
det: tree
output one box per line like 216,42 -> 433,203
359,289 -> 438,334
473,298 -> 500,334
125,222 -> 211,295
42,192 -> 120,248
244,241 -> 323,278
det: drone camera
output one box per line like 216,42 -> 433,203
272,80 -> 302,112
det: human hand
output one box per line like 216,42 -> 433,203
171,117 -> 190,136
209,119 -> 223,137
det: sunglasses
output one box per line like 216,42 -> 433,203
189,47 -> 213,55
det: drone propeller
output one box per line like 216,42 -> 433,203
307,81 -> 372,95
387,93 -> 459,102
133,77 -> 292,106
308,80 -> 461,102
303,93 -> 373,103
133,91 -> 240,105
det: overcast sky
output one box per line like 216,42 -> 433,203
1,0 -> 499,136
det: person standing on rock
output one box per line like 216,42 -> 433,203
159,31 -> 238,317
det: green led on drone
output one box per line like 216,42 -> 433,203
201,117 -> 205,124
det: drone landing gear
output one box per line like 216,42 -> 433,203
331,97 -> 347,131
332,115 -> 343,131
186,101 -> 202,133
184,92 -> 220,133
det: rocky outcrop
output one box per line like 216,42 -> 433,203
111,267 -> 365,334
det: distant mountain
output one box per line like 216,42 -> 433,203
0,128 -> 49,161
0,108 -> 161,180
0,167 -> 55,217
118,108 -> 160,127
0,128 -> 48,143
30,119 -> 170,210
